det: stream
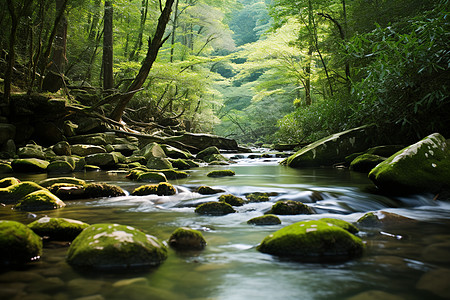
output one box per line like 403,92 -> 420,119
1,153 -> 450,300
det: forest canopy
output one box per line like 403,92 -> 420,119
0,0 -> 449,146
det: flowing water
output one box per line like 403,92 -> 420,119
1,154 -> 450,300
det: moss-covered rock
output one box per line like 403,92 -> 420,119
0,177 -> 20,188
66,223 -> 168,269
196,186 -> 225,195
47,183 -> 86,200
15,190 -> 66,211
158,169 -> 188,180
47,160 -> 75,174
71,144 -> 106,156
17,145 -> 46,160
281,125 -> 375,168
219,194 -> 246,206
196,146 -> 220,160
0,220 -> 43,265
131,182 -> 176,196
319,218 -> 359,234
368,133 -> 450,194
84,183 -> 126,198
349,154 -> 385,173
171,159 -> 191,170
85,153 -> 119,169
146,157 -> 173,170
11,158 -> 50,173
28,217 -> 89,241
137,172 -> 168,183
195,201 -> 236,216
52,141 -> 72,156
357,211 -> 417,228
207,169 -> 235,177
257,220 -> 364,262
0,181 -> 45,204
0,162 -> 13,173
247,214 -> 281,226
161,145 -> 193,159
268,200 -> 314,215
140,142 -> 167,160
168,227 -> 206,251
246,192 -> 270,202
39,177 -> 87,188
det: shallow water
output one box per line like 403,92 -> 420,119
1,156 -> 450,300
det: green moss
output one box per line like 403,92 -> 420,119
0,220 -> 43,265
319,218 -> 359,234
349,154 -> 385,173
47,160 -> 75,174
246,192 -> 270,202
219,194 -> 246,206
257,220 -> 364,262
132,182 -> 176,196
195,201 -> 236,216
11,158 -> 50,173
39,177 -> 86,188
28,217 -> 89,241
196,186 -> 224,195
0,162 -> 13,174
46,183 -> 86,200
15,190 -> 66,211
169,227 -> 206,251
0,177 -> 21,188
171,159 -> 191,170
0,181 -> 45,204
207,170 -> 235,177
137,172 -> 168,183
268,200 -> 314,215
356,212 -> 379,227
66,223 -> 168,269
247,214 -> 281,226
84,183 -> 126,198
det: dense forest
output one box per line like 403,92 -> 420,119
0,0 -> 449,146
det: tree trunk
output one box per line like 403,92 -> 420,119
103,0 -> 114,90
129,0 -> 149,61
170,0 -> 179,63
42,0 -> 68,92
304,0 -> 314,106
3,0 -> 18,106
109,0 -> 175,122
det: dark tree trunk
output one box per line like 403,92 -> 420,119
3,0 -> 18,106
103,0 -> 114,90
170,0 -> 179,63
129,0 -> 149,61
110,0 -> 175,122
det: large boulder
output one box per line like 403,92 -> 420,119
0,220 -> 43,265
68,133 -> 107,145
0,181 -> 45,204
140,142 -> 166,160
28,217 -> 89,241
368,133 -> 450,194
84,153 -> 119,169
350,154 -> 385,173
257,220 -> 364,262
52,141 -> 72,156
282,125 -> 375,168
15,190 -> 66,211
71,144 -> 106,156
11,158 -> 50,173
17,145 -> 46,160
66,223 -> 168,269
165,132 -> 239,152
47,160 -> 74,174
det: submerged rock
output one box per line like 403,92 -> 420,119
66,223 -> 168,269
0,181 -> 45,204
369,133 -> 450,194
257,220 -> 364,262
219,194 -> 246,206
28,217 -> 89,241
168,227 -> 206,251
207,170 -> 235,177
357,211 -> 416,228
0,220 -> 43,265
247,214 -> 281,226
15,190 -> 66,211
195,201 -> 236,216
268,200 -> 315,215
131,182 -> 176,196
416,268 -> 450,299
282,125 -> 374,168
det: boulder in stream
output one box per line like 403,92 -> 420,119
71,144 -> 106,156
281,125 -> 375,168
28,217 -> 89,241
319,218 -> 359,234
15,190 -> 66,211
268,200 -> 315,215
349,154 -> 385,173
0,161 -> 13,173
11,158 -> 50,173
169,227 -> 207,251
0,177 -> 20,188
369,133 -> 450,194
247,214 -> 281,226
0,181 -> 45,204
84,183 -> 126,198
196,186 -> 225,195
46,160 -> 74,174
195,201 -> 236,216
165,132 -> 239,152
257,220 -> 364,262
66,223 -> 168,269
218,194 -> 246,206
131,182 -> 176,196
206,170 -> 235,177
0,220 -> 43,265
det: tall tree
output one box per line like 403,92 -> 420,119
103,0 -> 114,90
110,0 -> 175,122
